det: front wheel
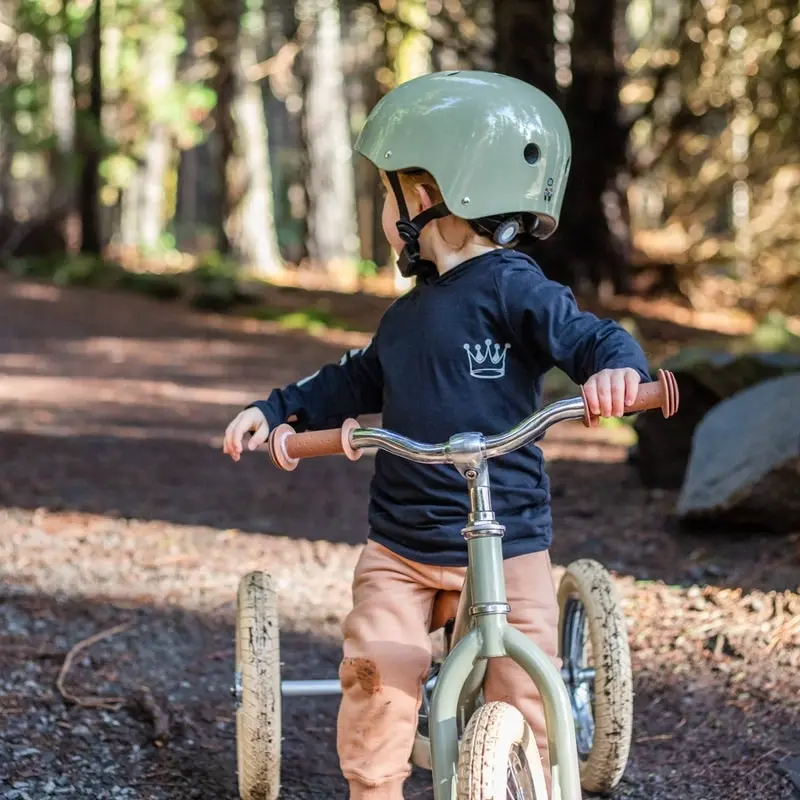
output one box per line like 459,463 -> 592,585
457,701 -> 548,799
235,571 -> 281,800
558,559 -> 633,795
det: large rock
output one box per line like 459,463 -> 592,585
631,350 -> 800,488
676,374 -> 800,531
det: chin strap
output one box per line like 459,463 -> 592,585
387,171 -> 449,279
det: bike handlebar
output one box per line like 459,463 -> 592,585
267,369 -> 679,472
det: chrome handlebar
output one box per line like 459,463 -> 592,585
265,370 -> 678,473
350,397 -> 587,465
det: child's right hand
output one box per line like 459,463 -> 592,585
223,407 -> 270,462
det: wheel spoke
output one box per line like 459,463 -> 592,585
506,745 -> 534,799
561,595 -> 596,760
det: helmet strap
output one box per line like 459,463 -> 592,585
387,171 -> 449,279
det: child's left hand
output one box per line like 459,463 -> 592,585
582,368 -> 641,418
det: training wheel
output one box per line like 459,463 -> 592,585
558,559 -> 633,794
235,571 -> 282,800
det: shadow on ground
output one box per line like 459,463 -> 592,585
1,427 -> 797,595
0,590 -> 796,800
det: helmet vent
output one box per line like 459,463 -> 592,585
524,143 -> 541,165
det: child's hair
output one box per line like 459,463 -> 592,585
389,170 -> 484,252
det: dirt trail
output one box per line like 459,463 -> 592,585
0,273 -> 798,800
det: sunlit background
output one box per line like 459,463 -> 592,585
0,0 -> 797,318
0,1 -> 798,798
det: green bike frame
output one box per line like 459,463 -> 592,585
422,451 -> 583,800
269,373 -> 682,798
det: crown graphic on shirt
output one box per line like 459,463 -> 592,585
463,339 -> 511,379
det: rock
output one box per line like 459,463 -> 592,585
631,372 -> 720,488
777,754 -> 800,792
632,350 -> 800,488
677,374 -> 800,530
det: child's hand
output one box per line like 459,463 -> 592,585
582,368 -> 641,418
223,407 -> 270,462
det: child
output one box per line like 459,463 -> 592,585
223,71 -> 650,799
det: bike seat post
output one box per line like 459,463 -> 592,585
446,433 -> 509,659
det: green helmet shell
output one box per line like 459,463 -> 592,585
354,70 -> 572,238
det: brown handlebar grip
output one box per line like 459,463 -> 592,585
267,418 -> 362,471
581,368 -> 679,428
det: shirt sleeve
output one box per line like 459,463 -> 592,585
248,338 -> 383,431
497,264 -> 651,385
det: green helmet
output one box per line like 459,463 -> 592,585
355,70 -> 572,243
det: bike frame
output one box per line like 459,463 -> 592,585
271,376 -> 678,797
277,400 -> 593,799
411,451 -> 582,800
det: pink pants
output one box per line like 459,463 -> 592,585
337,541 -> 560,799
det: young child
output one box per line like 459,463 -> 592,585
223,71 -> 650,799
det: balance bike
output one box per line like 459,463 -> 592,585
233,370 -> 679,800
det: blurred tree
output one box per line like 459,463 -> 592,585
298,0 -> 359,272
196,0 -> 282,273
344,2 -> 390,271
105,0 -> 210,256
138,4 -> 181,252
493,0 -> 556,96
561,0 -> 630,293
50,28 -> 75,212
386,0 -> 432,84
197,0 -> 240,255
234,0 -> 282,274
74,0 -> 102,254
0,0 -> 18,216
0,0 -> 797,307
494,0 -> 633,294
627,0 -> 800,315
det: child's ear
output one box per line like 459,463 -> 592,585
414,183 -> 434,212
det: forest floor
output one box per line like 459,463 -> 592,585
0,272 -> 798,800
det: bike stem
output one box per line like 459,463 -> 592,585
447,433 -> 510,659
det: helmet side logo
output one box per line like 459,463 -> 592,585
544,177 -> 555,203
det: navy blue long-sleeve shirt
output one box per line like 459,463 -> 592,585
253,250 -> 650,566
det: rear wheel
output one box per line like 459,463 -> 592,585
457,701 -> 548,799
235,571 -> 281,800
558,559 -> 633,794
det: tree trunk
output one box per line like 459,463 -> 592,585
233,0 -> 282,275
392,0 -> 432,85
176,145 -> 198,251
300,0 -> 359,270
0,0 -> 17,216
0,63 -> 14,216
198,0 -> 282,269
139,11 -> 178,252
75,0 -> 102,255
492,0 -> 565,282
50,35 -> 75,210
200,0 -> 241,254
558,0 -> 630,293
493,0 -> 630,293
175,0 -> 199,251
493,0 -> 557,98
120,172 -> 141,247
